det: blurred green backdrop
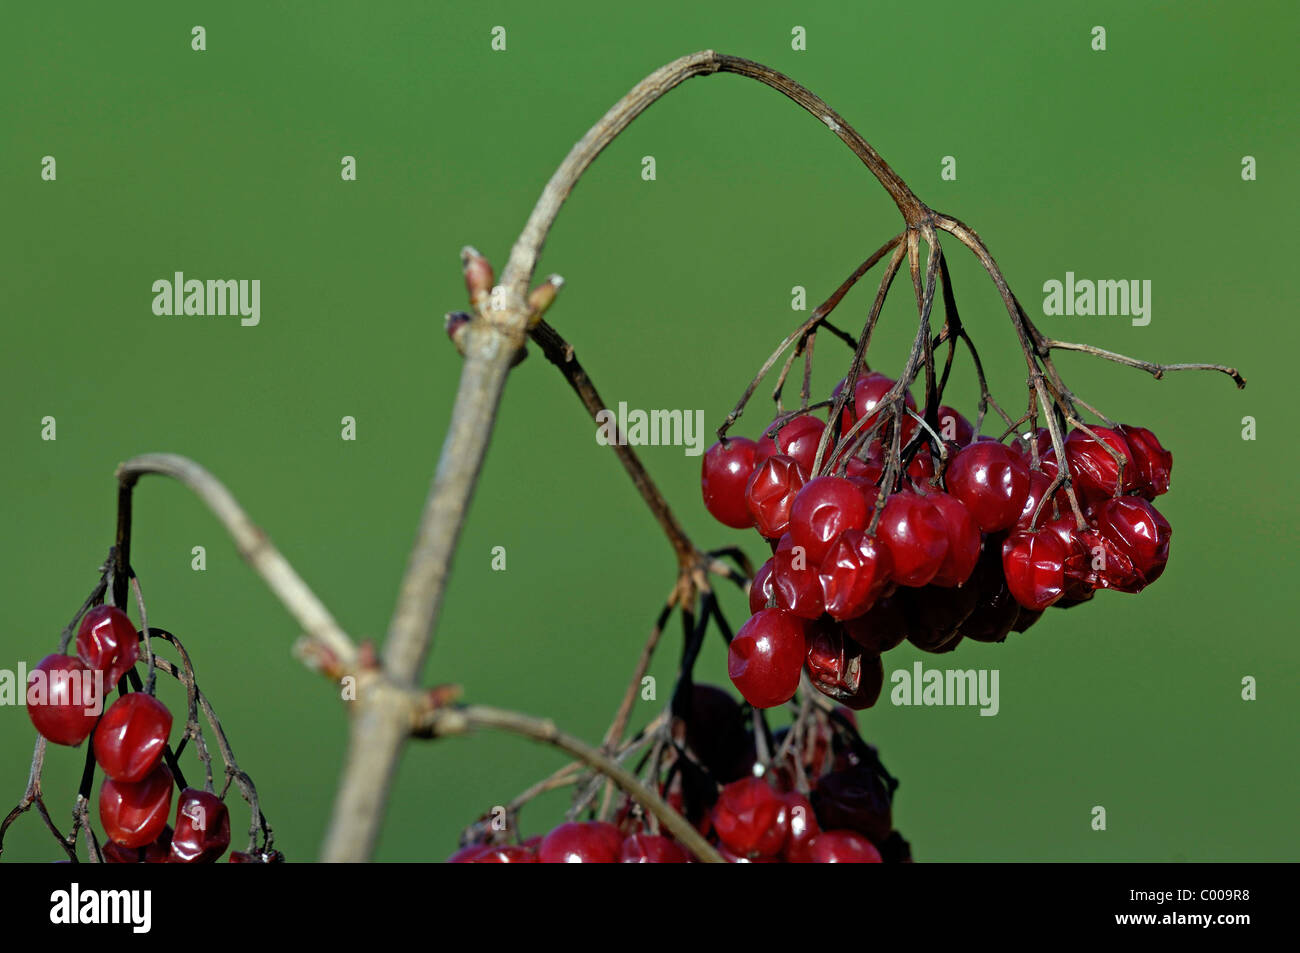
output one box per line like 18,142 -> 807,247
2,0 -> 1295,862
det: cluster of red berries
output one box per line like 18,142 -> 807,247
450,685 -> 908,863
25,605 -> 240,863
702,371 -> 1174,708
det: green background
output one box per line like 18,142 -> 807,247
2,0 -> 1295,862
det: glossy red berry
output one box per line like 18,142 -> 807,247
1043,515 -> 1097,602
1002,528 -> 1067,610
805,621 -> 884,710
701,437 -> 760,529
453,843 -> 538,863
843,372 -> 916,434
800,830 -> 883,863
756,414 -> 826,475
749,558 -> 775,614
169,789 -> 231,863
789,476 -> 870,564
878,491 -> 949,587
782,792 -> 821,862
100,763 -> 173,848
842,596 -> 909,655
923,490 -> 981,587
936,406 -> 975,446
620,834 -> 690,863
1094,497 -> 1172,589
93,693 -> 172,783
538,821 -> 623,863
843,456 -> 885,494
945,441 -> 1032,532
744,454 -> 808,539
711,777 -> 789,859
727,608 -> 807,709
818,529 -> 893,621
25,654 -> 102,747
1063,427 -> 1136,500
1117,424 -> 1172,499
76,605 -> 140,687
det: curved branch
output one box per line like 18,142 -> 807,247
116,454 -> 357,669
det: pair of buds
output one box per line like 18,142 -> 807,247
445,246 -> 563,364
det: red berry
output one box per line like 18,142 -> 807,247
462,844 -> 538,863
1043,515 -> 1098,602
1117,424 -> 1172,499
789,477 -> 871,564
619,833 -> 690,863
901,583 -> 978,652
878,491 -> 949,587
1002,528 -> 1068,610
810,763 -> 892,844
843,456 -> 884,494
957,538 -> 1023,643
749,558 -> 775,614
702,437 -> 760,529
711,777 -> 788,858
770,543 -> 826,620
727,608 -> 807,709
101,825 -> 172,863
168,789 -> 231,863
1094,497 -> 1172,589
537,822 -> 622,863
76,605 -> 140,687
100,763 -> 173,848
805,621 -> 884,710
25,654 -> 102,747
818,529 -> 893,621
843,373 -> 917,434
757,415 -> 826,475
936,406 -> 975,446
842,596 -> 909,654
782,792 -> 821,862
800,830 -> 883,863
1063,427 -> 1136,500
945,442 -> 1032,532
744,454 -> 808,539
93,693 -> 172,783
923,491 -> 981,587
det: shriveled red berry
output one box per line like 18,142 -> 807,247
1117,424 -> 1172,499
800,830 -> 883,863
25,654 -> 102,747
93,693 -> 172,783
1063,427 -> 1136,500
810,763 -> 892,845
537,821 -> 623,863
789,477 -> 870,564
1043,515 -> 1097,602
757,414 -> 826,475
818,529 -> 892,620
100,763 -> 173,848
748,558 -> 775,614
878,491 -> 949,587
1002,528 -> 1067,610
842,596 -> 909,654
619,834 -> 689,863
770,543 -> 826,620
923,490 -> 981,587
711,777 -> 788,858
169,789 -> 231,863
701,437 -> 760,529
101,825 -> 172,863
805,621 -> 884,710
744,454 -> 808,539
1094,497 -> 1172,589
727,608 -> 807,709
945,441 -> 1031,532
76,605 -> 140,687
